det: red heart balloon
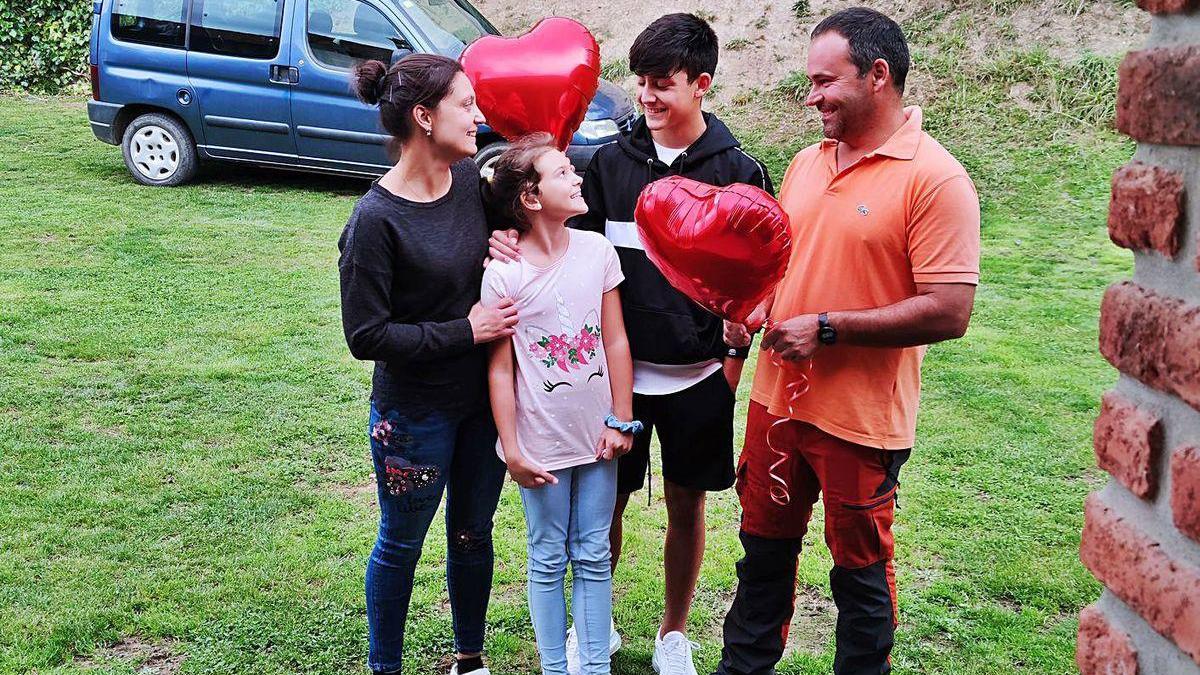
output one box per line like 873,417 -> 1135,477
635,176 -> 791,324
460,17 -> 600,151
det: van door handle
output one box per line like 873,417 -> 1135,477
269,64 -> 299,85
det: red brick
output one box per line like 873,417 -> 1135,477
1108,162 -> 1185,257
1117,47 -> 1200,146
1095,391 -> 1163,498
1080,494 -> 1200,663
1172,447 -> 1200,543
1136,0 -> 1199,11
1077,604 -> 1139,675
1099,283 -> 1200,413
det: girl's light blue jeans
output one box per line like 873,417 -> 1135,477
520,459 -> 619,675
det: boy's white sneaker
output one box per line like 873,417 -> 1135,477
565,621 -> 623,675
652,631 -> 699,675
448,663 -> 490,675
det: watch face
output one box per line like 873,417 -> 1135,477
819,327 -> 836,344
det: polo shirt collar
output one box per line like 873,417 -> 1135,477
872,106 -> 923,160
821,106 -> 924,162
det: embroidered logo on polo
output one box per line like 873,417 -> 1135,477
857,204 -> 870,216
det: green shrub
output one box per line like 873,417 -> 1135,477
0,0 -> 93,93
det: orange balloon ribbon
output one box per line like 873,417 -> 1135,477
762,319 -> 813,507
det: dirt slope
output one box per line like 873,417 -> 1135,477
472,0 -> 1146,105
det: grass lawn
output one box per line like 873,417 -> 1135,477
0,84 -> 1130,674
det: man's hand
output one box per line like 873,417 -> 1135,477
505,453 -> 558,488
488,229 -> 521,263
760,314 -> 820,362
596,427 -> 633,461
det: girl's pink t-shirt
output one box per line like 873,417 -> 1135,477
481,229 -> 624,471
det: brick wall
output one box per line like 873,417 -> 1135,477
1078,2 -> 1200,673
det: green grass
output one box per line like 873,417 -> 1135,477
0,43 -> 1132,674
600,58 -> 630,84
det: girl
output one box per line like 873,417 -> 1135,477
481,133 -> 637,675
338,54 -> 516,675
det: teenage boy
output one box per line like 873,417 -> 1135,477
490,13 -> 772,675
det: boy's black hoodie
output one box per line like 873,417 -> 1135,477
574,112 -> 774,366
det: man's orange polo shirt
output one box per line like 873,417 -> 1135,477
750,107 -> 980,450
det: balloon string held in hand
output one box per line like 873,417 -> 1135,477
762,318 -> 813,507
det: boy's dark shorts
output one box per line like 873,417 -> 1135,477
617,369 -> 737,495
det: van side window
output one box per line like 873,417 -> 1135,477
307,0 -> 398,69
189,0 -> 285,59
111,0 -> 187,48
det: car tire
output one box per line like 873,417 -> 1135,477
474,141 -> 510,181
121,112 -> 198,187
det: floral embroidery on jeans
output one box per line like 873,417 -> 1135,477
371,414 -> 434,496
371,417 -> 413,449
383,455 -> 440,496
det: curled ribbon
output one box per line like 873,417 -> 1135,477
761,319 -> 813,507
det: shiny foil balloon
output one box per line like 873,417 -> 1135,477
635,176 -> 792,325
459,17 -> 600,151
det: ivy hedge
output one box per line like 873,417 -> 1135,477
1,1 -> 93,93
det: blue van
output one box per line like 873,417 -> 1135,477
86,0 -> 636,186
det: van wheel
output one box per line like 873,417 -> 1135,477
474,141 -> 510,180
121,113 -> 198,186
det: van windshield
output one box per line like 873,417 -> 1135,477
395,0 -> 495,56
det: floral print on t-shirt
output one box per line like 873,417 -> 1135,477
528,323 -> 601,372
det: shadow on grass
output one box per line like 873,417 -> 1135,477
195,163 -> 370,196
82,152 -> 373,198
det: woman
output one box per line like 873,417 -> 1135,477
338,53 -> 516,675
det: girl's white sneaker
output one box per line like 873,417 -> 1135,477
565,620 -> 622,675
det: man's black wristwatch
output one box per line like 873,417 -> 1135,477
817,312 -> 837,345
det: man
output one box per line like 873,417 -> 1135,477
490,14 -> 772,675
715,8 -> 980,675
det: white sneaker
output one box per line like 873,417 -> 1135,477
652,631 -> 699,675
448,663 -> 490,675
566,620 -> 623,675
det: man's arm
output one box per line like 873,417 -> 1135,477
764,170 -> 980,361
761,283 -> 976,361
832,283 -> 975,345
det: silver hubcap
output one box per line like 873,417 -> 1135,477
130,125 -> 180,180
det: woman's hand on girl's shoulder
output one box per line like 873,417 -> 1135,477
487,229 -> 521,264
506,453 -> 558,488
596,428 -> 633,461
469,298 -> 518,344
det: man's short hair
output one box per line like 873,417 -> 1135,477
811,7 -> 910,93
629,13 -> 718,82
